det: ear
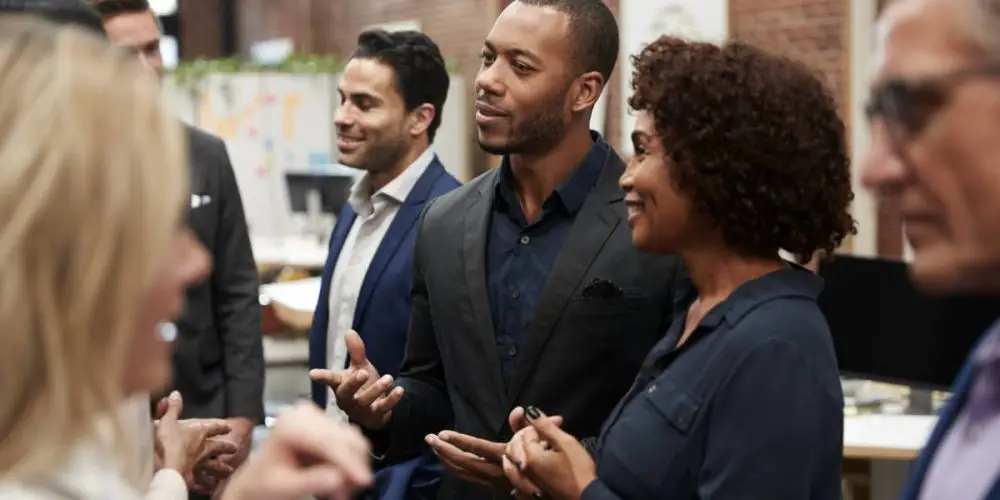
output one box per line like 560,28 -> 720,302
407,103 -> 436,138
571,71 -> 605,114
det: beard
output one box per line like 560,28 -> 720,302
478,87 -> 570,156
341,129 -> 410,174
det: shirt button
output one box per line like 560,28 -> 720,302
519,235 -> 530,245
511,290 -> 520,300
508,346 -> 517,357
647,384 -> 657,394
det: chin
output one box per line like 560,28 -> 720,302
478,137 -> 511,156
911,245 -> 1000,295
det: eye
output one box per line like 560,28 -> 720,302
512,61 -> 532,73
479,52 -> 495,65
632,143 -> 647,156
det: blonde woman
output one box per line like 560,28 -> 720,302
0,15 -> 372,500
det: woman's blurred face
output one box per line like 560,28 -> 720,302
620,110 -> 694,253
123,229 -> 211,394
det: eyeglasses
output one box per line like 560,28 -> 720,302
865,63 -> 1000,142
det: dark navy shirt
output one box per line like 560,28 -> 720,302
582,265 -> 845,500
486,133 -> 608,388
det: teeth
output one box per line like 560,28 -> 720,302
157,322 -> 177,342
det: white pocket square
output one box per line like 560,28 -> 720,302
190,194 -> 212,208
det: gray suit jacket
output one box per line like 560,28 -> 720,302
374,147 -> 682,500
170,125 -> 263,421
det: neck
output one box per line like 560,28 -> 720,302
681,243 -> 784,305
508,126 -> 594,219
368,140 -> 429,192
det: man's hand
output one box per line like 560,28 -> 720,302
309,330 -> 403,430
424,409 -> 559,494
201,416 -> 255,498
154,392 -> 239,487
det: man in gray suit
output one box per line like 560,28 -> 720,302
311,1 -> 682,498
92,1 -> 263,497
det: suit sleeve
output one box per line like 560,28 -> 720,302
696,339 -> 841,499
210,140 -> 264,421
372,200 -> 453,461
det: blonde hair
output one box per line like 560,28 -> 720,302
0,15 -> 187,479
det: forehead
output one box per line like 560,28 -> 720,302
488,3 -> 572,61
633,110 -> 655,134
102,11 -> 159,46
874,0 -> 982,83
339,58 -> 400,100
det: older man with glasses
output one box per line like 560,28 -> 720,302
861,0 -> 1000,498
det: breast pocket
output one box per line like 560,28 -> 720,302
600,377 -> 703,497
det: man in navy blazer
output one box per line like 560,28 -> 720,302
861,0 -> 1000,498
308,29 -> 459,500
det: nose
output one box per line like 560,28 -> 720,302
475,62 -> 504,100
619,158 -> 637,191
333,103 -> 353,130
859,122 -> 908,196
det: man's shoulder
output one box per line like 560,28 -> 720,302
184,124 -> 226,154
423,168 -> 495,222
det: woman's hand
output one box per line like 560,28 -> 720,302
503,407 -> 597,500
155,391 -> 238,486
222,402 -> 373,500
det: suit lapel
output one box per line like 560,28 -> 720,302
507,150 -> 624,403
463,172 -> 507,403
353,162 -> 445,328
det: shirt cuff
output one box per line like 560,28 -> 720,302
148,469 -> 188,500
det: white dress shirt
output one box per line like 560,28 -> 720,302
326,149 -> 434,419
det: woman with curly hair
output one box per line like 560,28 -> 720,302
499,36 -> 856,500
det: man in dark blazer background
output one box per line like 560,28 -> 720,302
312,1 -> 682,499
307,29 -> 460,500
92,1 -> 263,497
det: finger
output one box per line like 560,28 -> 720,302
197,458 -> 235,478
425,435 -> 502,478
437,431 -> 504,463
509,407 -> 526,431
525,408 -> 571,450
435,453 -> 491,487
275,467 -> 351,498
201,438 -> 239,459
160,391 -> 183,423
353,374 -> 394,407
502,455 -> 540,497
155,398 -> 170,420
369,386 -> 404,416
309,369 -> 345,387
334,370 -> 371,403
191,419 -> 233,439
344,330 -> 368,368
510,428 -> 536,471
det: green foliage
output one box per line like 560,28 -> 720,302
170,53 -> 462,91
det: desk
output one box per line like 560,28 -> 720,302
844,414 -> 935,460
253,236 -> 328,269
260,277 -> 322,331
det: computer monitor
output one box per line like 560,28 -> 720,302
817,255 -> 1000,390
284,172 -> 354,216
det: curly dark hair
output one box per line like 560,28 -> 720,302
628,36 -> 857,263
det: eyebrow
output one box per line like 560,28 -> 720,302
631,131 -> 649,144
483,39 -> 543,65
338,88 -> 383,104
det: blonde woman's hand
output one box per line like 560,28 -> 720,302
222,402 -> 373,500
154,391 -> 238,486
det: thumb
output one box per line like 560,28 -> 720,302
344,330 -> 368,367
161,391 -> 183,423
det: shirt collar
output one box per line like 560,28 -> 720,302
673,263 -> 825,330
348,148 -> 435,215
494,131 -> 608,215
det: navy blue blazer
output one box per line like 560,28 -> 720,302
902,333 -> 1000,500
308,156 -> 459,500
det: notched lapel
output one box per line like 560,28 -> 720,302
506,152 -> 625,403
463,183 -> 507,402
